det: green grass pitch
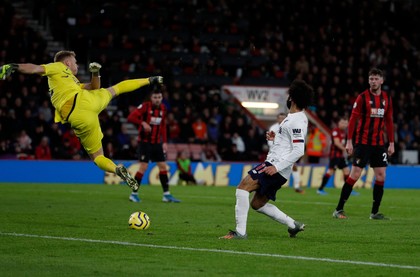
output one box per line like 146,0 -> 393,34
0,183 -> 419,276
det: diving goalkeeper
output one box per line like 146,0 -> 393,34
0,50 -> 163,191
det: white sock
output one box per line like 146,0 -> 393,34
257,203 -> 295,228
292,171 -> 301,189
235,189 -> 250,236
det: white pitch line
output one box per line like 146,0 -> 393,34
1,232 -> 419,270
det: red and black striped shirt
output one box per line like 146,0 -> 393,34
347,89 -> 394,146
127,102 -> 167,144
329,127 -> 346,159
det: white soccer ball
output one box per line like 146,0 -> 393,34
128,211 -> 151,230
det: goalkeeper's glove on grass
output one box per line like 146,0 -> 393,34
148,76 -> 163,86
0,63 -> 18,80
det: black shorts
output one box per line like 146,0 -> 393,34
328,157 -> 349,170
137,142 -> 166,163
248,161 -> 287,201
352,144 -> 388,168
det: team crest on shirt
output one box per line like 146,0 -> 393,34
353,102 -> 357,108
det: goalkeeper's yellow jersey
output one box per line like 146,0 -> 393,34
41,62 -> 83,111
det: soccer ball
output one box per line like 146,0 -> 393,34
128,211 -> 151,230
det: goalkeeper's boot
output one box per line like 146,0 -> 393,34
0,63 -> 18,80
129,192 -> 141,203
288,221 -> 305,238
219,230 -> 247,239
116,165 -> 139,191
162,193 -> 181,203
148,76 -> 163,86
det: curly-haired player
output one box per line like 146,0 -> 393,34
220,79 -> 314,239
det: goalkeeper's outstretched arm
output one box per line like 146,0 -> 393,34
0,63 -> 45,79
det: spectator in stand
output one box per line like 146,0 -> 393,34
118,136 -> 138,160
179,116 -> 195,143
15,129 -> 33,158
217,132 -> 232,160
35,136 -> 52,160
200,143 -> 222,162
55,138 -> 82,160
62,129 -> 82,156
176,150 -> 197,185
166,112 -> 181,143
306,124 -> 328,164
192,116 -> 208,144
231,132 -> 246,154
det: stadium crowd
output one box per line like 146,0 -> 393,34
1,0 -> 420,164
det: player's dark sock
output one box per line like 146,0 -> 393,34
371,182 -> 384,214
159,171 -> 169,192
134,172 -> 143,193
319,173 -> 331,190
336,177 -> 356,211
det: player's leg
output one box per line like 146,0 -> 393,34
370,167 -> 387,218
219,174 -> 258,239
252,173 -> 305,238
318,165 -> 334,194
128,161 -> 148,203
333,145 -> 368,218
291,164 -> 304,194
68,101 -> 138,191
333,165 -> 362,218
107,76 -> 163,97
157,161 -> 181,203
369,146 -> 389,219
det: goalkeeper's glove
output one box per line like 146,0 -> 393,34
0,63 -> 19,80
148,76 -> 163,86
89,62 -> 102,76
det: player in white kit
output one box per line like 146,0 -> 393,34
268,112 -> 305,194
220,79 -> 314,239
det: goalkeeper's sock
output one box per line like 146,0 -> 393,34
112,79 -> 150,95
94,155 -> 117,173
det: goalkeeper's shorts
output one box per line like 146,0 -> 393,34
66,88 -> 113,154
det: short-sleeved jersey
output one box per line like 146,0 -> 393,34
266,111 -> 308,179
329,127 -> 346,158
349,89 -> 394,146
127,102 -> 167,144
41,62 -> 83,111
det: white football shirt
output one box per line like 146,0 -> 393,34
266,111 -> 308,179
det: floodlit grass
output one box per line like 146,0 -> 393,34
0,183 -> 419,276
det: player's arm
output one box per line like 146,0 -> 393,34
0,63 -> 45,79
161,109 -> 168,152
127,107 -> 143,125
346,96 -> 362,155
385,95 -> 395,156
333,136 -> 346,152
83,62 -> 101,90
